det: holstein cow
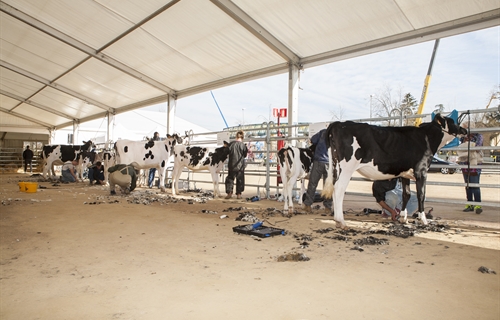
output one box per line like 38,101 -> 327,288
114,134 -> 182,192
277,145 -> 313,215
97,149 -> 116,184
41,140 -> 94,180
171,142 -> 230,197
321,114 -> 467,228
78,151 -> 99,179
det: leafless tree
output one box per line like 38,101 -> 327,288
329,105 -> 345,121
371,85 -> 417,126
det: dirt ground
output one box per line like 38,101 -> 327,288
1,171 -> 499,320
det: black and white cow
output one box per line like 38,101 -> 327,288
321,114 -> 467,228
97,149 -> 116,184
41,140 -> 94,180
78,151 -> 99,178
277,145 -> 313,215
171,143 -> 229,197
114,134 -> 182,192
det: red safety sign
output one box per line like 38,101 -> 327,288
273,108 -> 287,118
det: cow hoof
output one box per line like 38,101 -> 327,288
335,222 -> 347,229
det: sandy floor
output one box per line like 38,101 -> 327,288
0,172 -> 499,320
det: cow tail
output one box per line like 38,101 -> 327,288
322,130 -> 338,199
284,149 -> 291,176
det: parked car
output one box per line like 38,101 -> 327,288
429,156 -> 460,174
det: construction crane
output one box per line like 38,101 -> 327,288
415,39 -> 440,126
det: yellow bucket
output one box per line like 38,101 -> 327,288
24,182 -> 38,193
18,182 -> 26,192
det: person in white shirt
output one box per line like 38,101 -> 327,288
61,160 -> 78,182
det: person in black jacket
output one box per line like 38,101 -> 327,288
225,130 -> 248,199
22,145 -> 34,173
88,161 -> 105,185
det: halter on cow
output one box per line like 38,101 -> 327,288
321,113 -> 467,228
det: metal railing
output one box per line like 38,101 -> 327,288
175,112 -> 499,208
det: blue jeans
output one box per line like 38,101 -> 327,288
148,168 -> 157,188
384,188 -> 418,215
462,172 -> 481,202
61,169 -> 76,182
303,161 -> 333,209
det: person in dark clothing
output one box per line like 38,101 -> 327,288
225,130 -> 248,199
88,161 -> 105,185
372,178 -> 418,221
148,132 -> 160,188
303,129 -> 333,213
22,145 -> 34,173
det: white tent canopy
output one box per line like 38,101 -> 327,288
1,0 -> 498,135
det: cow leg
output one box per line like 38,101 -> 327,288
415,176 -> 428,225
298,178 -> 305,205
281,177 -> 289,214
50,163 -> 57,180
332,178 -> 350,229
103,165 -> 109,185
284,177 -> 296,216
171,166 -> 181,196
158,166 -> 166,192
42,162 -> 50,180
210,170 -> 220,197
399,178 -> 411,223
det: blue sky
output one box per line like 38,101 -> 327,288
151,26 -> 499,132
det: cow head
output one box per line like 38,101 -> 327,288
78,151 -> 97,168
213,142 -> 230,164
433,113 -> 468,136
82,140 -> 95,151
167,133 -> 183,146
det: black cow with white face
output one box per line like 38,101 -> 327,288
171,142 -> 230,197
321,114 -> 467,228
41,140 -> 94,180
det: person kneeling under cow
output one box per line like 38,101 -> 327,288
372,178 -> 420,221
108,162 -> 139,195
60,160 -> 79,183
88,161 -> 105,185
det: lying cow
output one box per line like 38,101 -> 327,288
114,134 -> 182,192
41,140 -> 94,180
277,145 -> 313,215
321,113 -> 467,228
171,142 -> 229,197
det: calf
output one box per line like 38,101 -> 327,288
321,113 -> 467,228
41,140 -> 94,180
114,134 -> 182,192
171,143 -> 229,197
277,145 -> 313,215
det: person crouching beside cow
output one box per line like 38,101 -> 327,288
60,160 -> 79,183
108,163 -> 139,195
88,161 -> 105,185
